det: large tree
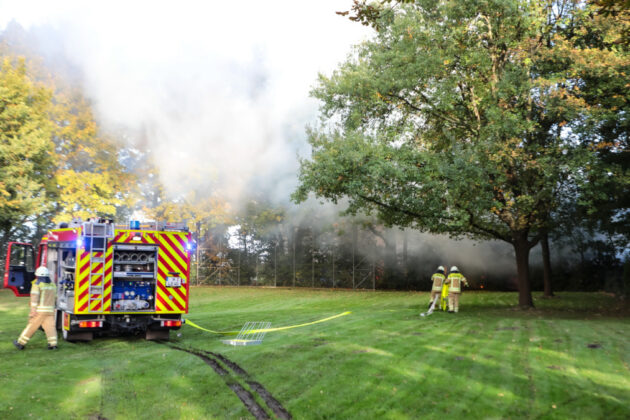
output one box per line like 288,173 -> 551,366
0,58 -> 55,247
1,23 -> 141,224
294,0 -> 628,307
50,88 -> 136,222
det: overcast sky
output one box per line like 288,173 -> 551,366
0,0 -> 370,203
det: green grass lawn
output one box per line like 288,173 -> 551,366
0,287 -> 628,419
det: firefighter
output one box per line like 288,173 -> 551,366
13,266 -> 58,350
445,266 -> 468,313
429,266 -> 446,307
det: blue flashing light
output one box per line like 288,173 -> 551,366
76,238 -> 83,248
186,242 -> 193,251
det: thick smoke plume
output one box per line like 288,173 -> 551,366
0,1 -> 525,283
0,0 -> 368,203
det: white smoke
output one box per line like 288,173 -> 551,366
0,0 -> 369,203
0,1 -> 527,281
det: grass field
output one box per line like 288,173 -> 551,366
0,287 -> 628,419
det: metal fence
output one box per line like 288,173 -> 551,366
194,246 -> 377,290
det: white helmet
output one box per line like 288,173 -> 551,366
35,266 -> 50,277
450,266 -> 459,273
437,266 -> 445,272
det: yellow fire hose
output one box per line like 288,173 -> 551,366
440,283 -> 449,311
185,311 -> 352,336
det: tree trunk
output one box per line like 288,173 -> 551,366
541,232 -> 554,297
513,234 -> 534,308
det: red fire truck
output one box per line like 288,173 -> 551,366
3,219 -> 192,341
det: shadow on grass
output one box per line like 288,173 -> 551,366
333,319 -> 629,419
445,292 -> 630,320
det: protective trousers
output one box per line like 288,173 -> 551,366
17,313 -> 57,347
430,290 -> 441,305
448,292 -> 461,313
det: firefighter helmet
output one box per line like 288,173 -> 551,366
450,266 -> 459,273
35,266 -> 49,277
437,266 -> 445,272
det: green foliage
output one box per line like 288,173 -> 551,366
295,0 -> 630,306
0,23 -> 142,226
237,199 -> 285,239
0,58 -> 54,242
50,88 -> 136,222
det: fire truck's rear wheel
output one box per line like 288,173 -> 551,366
55,310 -> 62,330
62,329 -> 93,342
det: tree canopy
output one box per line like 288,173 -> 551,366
0,57 -> 55,245
294,0 -> 629,307
50,87 -> 136,222
0,22 -> 141,229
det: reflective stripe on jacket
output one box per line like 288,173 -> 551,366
446,272 -> 467,293
31,281 -> 57,313
431,273 -> 445,291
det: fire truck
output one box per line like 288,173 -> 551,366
3,219 -> 192,341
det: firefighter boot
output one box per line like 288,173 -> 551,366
48,344 -> 58,350
13,340 -> 25,350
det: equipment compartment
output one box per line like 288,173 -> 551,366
112,245 -> 157,312
57,248 -> 76,311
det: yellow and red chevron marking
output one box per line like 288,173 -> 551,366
76,250 -> 107,314
75,249 -> 91,314
103,245 -> 113,312
90,294 -> 102,312
112,230 -> 158,244
156,232 -> 190,313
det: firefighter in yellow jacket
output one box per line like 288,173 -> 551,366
445,266 -> 468,313
429,266 -> 446,308
13,266 -> 58,350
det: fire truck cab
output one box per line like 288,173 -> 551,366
3,219 -> 192,341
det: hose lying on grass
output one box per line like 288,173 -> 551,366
185,311 -> 352,336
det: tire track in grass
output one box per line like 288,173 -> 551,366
198,352 -> 270,420
164,344 -> 291,420
208,351 -> 292,420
